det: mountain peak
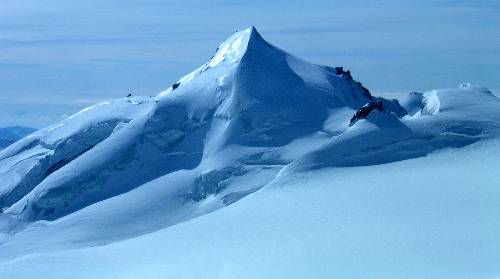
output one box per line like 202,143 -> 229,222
207,26 -> 266,68
246,26 -> 263,42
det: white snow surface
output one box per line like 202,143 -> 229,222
1,139 -> 500,278
0,27 -> 499,278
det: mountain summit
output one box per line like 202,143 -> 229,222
208,26 -> 264,67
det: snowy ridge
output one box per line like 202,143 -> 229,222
0,97 -> 154,210
0,27 -> 499,277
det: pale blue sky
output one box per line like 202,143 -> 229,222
1,0 -> 499,127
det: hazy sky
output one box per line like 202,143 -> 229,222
1,0 -> 499,128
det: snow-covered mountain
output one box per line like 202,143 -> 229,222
0,126 -> 35,150
0,27 -> 406,223
0,27 -> 499,278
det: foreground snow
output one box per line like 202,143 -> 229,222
1,139 -> 499,278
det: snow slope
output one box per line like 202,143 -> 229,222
0,97 -> 154,209
0,139 -> 499,278
0,27 -> 499,278
285,84 -> 500,173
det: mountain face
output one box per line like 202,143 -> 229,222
0,126 -> 35,150
1,27 -> 500,271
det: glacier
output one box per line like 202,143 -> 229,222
0,27 -> 499,278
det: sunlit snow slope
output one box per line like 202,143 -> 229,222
0,27 -> 499,278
